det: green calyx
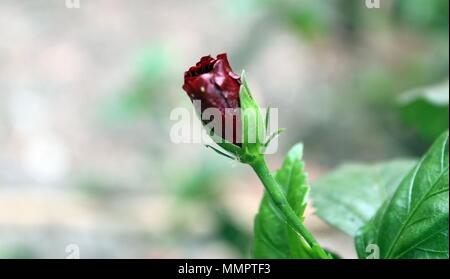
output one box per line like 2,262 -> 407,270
205,70 -> 283,164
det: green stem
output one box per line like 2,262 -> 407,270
250,156 -> 330,259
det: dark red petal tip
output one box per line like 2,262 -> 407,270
182,53 -> 242,145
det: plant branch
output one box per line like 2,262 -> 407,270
250,156 -> 330,259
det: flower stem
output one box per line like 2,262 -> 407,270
250,156 -> 330,259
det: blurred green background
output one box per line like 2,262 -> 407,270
0,0 -> 448,258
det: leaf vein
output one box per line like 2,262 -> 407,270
385,166 -> 449,258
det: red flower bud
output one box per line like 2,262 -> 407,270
182,53 -> 242,145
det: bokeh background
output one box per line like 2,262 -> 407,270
0,0 -> 448,258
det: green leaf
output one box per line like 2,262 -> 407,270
399,81 -> 449,141
311,160 -> 417,236
355,131 -> 449,259
253,144 -> 318,258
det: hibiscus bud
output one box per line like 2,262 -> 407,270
182,53 -> 242,145
182,54 -> 269,163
